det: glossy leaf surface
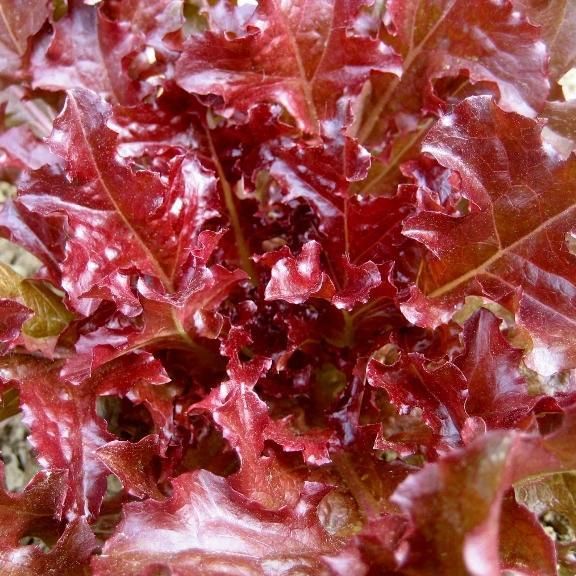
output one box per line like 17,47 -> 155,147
0,0 -> 574,573
93,470 -> 339,576
402,96 -> 576,375
175,0 -> 401,133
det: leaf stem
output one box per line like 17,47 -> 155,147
357,78 -> 400,144
205,129 -> 258,284
332,452 -> 381,520
359,118 -> 434,196
272,0 -> 320,132
357,0 -> 458,144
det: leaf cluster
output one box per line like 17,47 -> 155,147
0,0 -> 575,574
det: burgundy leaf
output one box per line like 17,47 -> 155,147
367,351 -> 468,447
499,494 -> 557,576
355,0 -> 550,197
191,382 -> 306,510
264,240 -> 335,305
93,470 -> 340,576
175,0 -> 400,133
20,89 -> 223,313
16,362 -> 111,519
0,0 -> 572,571
76,351 -> 173,441
331,256 -> 381,310
263,240 -> 383,310
0,352 -> 170,518
402,96 -> 576,375
64,262 -> 245,383
457,309 -> 540,428
0,125 -> 55,174
0,300 -> 31,353
30,1 -> 128,101
0,197 -> 67,284
220,325 -> 272,388
393,410 -> 576,575
0,517 -> 96,576
0,0 -> 49,78
358,0 -> 548,145
268,143 -> 416,265
96,434 -> 164,500
515,0 -> 576,87
392,432 -> 519,575
98,0 -> 184,94
0,465 -> 67,550
264,416 -> 334,466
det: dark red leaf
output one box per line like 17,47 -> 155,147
392,432 -> 521,575
0,125 -> 55,174
0,300 -> 32,353
63,263 -> 244,382
0,466 -> 67,550
0,0 -> 572,571
499,494 -> 557,576
542,99 -> 576,157
0,0 -> 50,79
392,410 -> 576,575
0,517 -> 96,576
0,352 -> 170,518
96,434 -> 164,501
457,309 -> 540,428
268,143 -> 415,265
515,0 -> 576,87
191,382 -> 306,510
402,96 -> 576,375
220,325 -> 272,387
367,351 -> 467,448
264,240 -> 336,305
175,0 -> 400,133
30,0 -> 132,101
19,89 -> 228,314
357,0 -> 548,145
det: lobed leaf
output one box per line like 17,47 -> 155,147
402,96 -> 576,375
175,0 -> 401,133
0,353 -> 170,518
0,0 -> 49,79
93,470 -> 341,576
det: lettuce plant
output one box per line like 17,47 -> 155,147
0,0 -> 575,574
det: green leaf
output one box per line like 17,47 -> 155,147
0,262 -> 72,338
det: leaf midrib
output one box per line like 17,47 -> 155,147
0,4 -> 22,55
358,0 -> 458,143
271,0 -> 320,131
427,202 -> 576,299
68,94 -> 174,292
